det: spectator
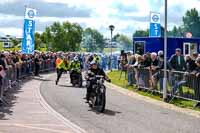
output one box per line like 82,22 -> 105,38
0,54 -> 6,70
113,55 -> 118,69
192,52 -> 198,60
34,54 -> 41,76
142,54 -> 151,67
127,55 -> 136,85
157,50 -> 164,59
150,52 -> 159,68
152,52 -> 164,91
185,55 -> 197,72
134,55 -> 145,87
168,50 -> 188,98
168,48 -> 186,95
101,54 -> 107,70
119,52 -> 127,71
169,48 -> 186,71
149,52 -> 159,89
127,52 -> 132,63
191,57 -> 200,107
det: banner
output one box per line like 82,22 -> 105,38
22,7 -> 37,54
150,12 -> 161,37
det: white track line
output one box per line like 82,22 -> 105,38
36,75 -> 87,133
0,124 -> 69,133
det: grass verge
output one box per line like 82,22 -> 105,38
107,70 -> 200,111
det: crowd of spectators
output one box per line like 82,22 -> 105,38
0,51 -> 57,77
1,49 -> 199,88
117,49 -> 200,103
1,49 -> 200,103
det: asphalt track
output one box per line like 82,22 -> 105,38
40,74 -> 200,133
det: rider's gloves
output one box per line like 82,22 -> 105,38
107,79 -> 111,83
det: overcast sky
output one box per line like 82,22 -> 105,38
0,0 -> 200,37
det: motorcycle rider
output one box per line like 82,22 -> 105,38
70,56 -> 82,83
93,54 -> 101,67
85,61 -> 111,103
55,54 -> 69,85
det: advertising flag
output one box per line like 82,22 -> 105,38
150,12 -> 161,37
22,7 -> 37,54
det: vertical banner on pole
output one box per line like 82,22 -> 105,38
22,7 -> 37,54
150,12 -> 161,37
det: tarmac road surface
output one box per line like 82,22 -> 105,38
40,74 -> 200,133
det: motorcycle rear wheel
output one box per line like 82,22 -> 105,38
78,77 -> 83,87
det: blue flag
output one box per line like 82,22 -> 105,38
22,7 -> 37,54
150,12 -> 161,37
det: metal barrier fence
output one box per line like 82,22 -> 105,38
125,68 -> 200,103
0,59 -> 56,104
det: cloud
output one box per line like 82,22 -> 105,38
112,1 -> 139,13
0,27 -> 23,37
0,0 -> 200,37
0,0 -> 91,17
158,0 -> 200,29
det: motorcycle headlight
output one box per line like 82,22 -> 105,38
98,79 -> 104,84
92,85 -> 97,89
97,80 -> 101,84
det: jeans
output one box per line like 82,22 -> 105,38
170,73 -> 183,95
35,66 -> 40,76
159,78 -> 164,92
171,80 -> 186,96
128,71 -> 134,85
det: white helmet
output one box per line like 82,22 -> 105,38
158,50 -> 164,56
90,60 -> 97,65
74,56 -> 79,61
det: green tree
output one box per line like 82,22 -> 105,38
35,32 -> 42,50
168,26 -> 184,37
40,27 -> 53,50
116,34 -> 132,51
133,25 -> 165,37
82,28 -> 104,52
113,33 -> 120,42
183,8 -> 200,37
11,38 -> 21,47
42,21 -> 83,52
133,29 -> 149,37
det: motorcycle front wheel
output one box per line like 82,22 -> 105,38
96,91 -> 106,113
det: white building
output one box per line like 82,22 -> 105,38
0,37 -> 13,48
0,36 -> 22,48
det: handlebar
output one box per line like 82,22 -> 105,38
95,75 -> 104,78
88,75 -> 104,80
87,75 -> 111,83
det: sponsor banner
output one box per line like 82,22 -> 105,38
150,12 -> 161,37
22,7 -> 37,54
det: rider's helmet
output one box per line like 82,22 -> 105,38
90,60 -> 97,65
196,57 -> 200,65
74,56 -> 79,62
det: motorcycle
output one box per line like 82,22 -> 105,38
70,70 -> 83,87
87,75 -> 107,113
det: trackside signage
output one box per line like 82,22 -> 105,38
150,12 -> 161,37
22,7 -> 37,54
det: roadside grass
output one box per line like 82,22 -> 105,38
103,48 -> 119,54
0,42 -> 48,52
0,42 -> 3,50
0,47 -> 21,51
0,43 -> 21,51
108,70 -> 200,111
